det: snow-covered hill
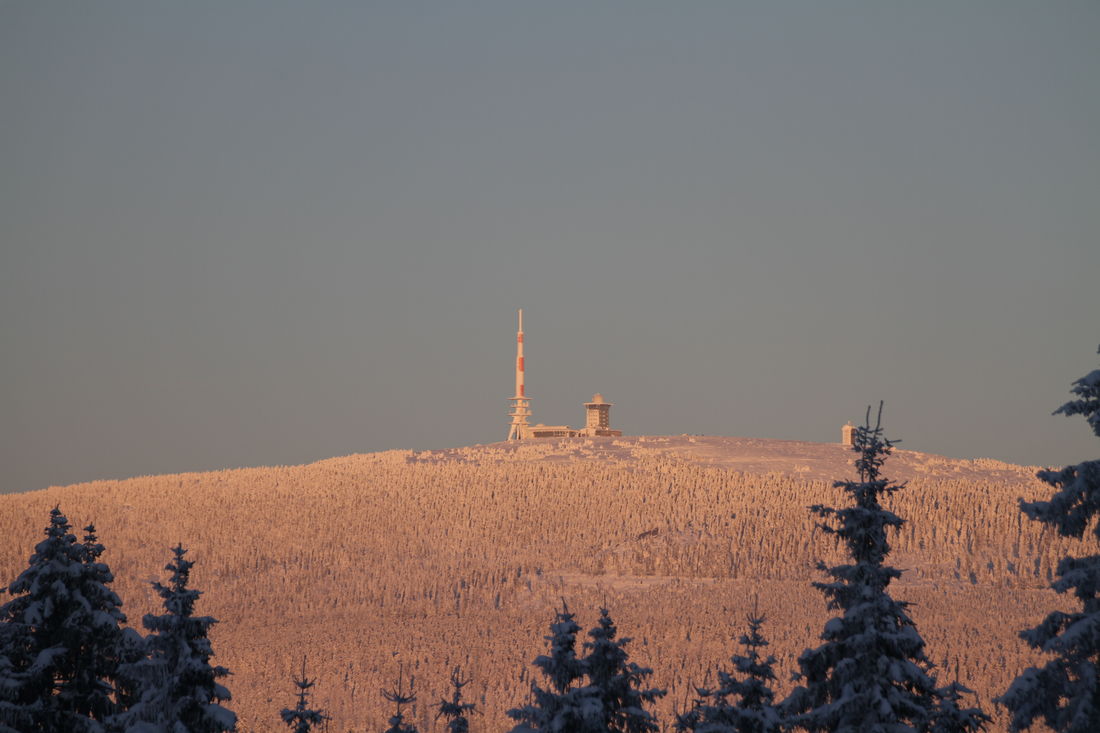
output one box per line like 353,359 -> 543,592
0,436 -> 1057,731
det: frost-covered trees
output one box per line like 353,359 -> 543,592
584,608 -> 665,733
0,508 -> 127,732
0,523 -> 235,732
509,603 -> 664,733
111,626 -> 148,721
280,659 -> 329,733
0,590 -> 35,733
436,668 -> 475,733
508,601 -> 597,732
998,347 -> 1100,732
111,544 -> 235,732
785,404 -> 943,732
677,600 -> 781,733
75,524 -> 129,723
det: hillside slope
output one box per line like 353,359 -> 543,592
0,436 -> 1068,731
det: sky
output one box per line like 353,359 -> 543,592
1,1 -> 1098,493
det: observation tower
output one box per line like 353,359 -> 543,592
584,394 -> 613,432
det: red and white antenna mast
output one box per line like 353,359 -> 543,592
507,309 -> 532,440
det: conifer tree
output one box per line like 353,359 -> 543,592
583,607 -> 665,733
998,347 -> 1100,732
436,667 -> 475,733
0,604 -> 33,733
280,658 -> 329,733
111,627 -> 148,721
381,668 -> 418,733
784,404 -> 942,732
73,525 -> 128,723
111,544 -> 235,732
672,686 -> 711,733
674,600 -> 781,733
507,601 -> 600,733
0,508 -> 127,732
929,681 -> 990,733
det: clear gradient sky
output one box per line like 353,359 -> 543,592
2,2 -> 1098,493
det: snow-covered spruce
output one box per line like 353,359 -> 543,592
0,562 -> 37,733
784,404 -> 974,732
280,658 -> 329,733
0,614 -> 28,733
583,607 -> 665,733
508,601 -> 601,732
509,603 -> 664,733
677,599 -> 782,733
673,684 -> 712,733
436,667 -> 475,733
0,509 -> 127,732
998,347 -> 1100,732
929,681 -> 990,733
110,544 -> 235,732
112,625 -> 148,722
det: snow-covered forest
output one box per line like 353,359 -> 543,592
2,350 -> 1099,731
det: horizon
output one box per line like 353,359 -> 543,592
3,1 -> 1098,493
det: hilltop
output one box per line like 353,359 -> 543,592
0,436 -> 1061,731
417,434 -> 1035,482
